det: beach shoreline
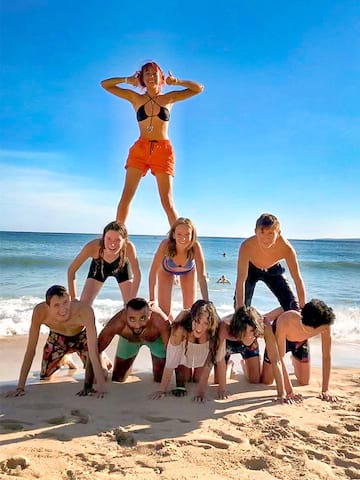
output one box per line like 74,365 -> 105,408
1,336 -> 360,479
1,334 -> 359,386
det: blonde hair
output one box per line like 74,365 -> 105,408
167,217 -> 197,259
255,213 -> 280,231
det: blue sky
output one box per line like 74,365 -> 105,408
1,0 -> 359,238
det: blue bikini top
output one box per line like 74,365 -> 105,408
162,256 -> 195,276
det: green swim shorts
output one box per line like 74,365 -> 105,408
116,335 -> 166,360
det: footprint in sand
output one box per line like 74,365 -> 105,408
45,409 -> 89,425
142,415 -> 173,423
178,437 -> 231,450
244,456 -> 269,470
337,448 -> 360,460
345,467 -> 360,479
334,456 -> 360,471
0,419 -> 33,431
113,426 -> 137,446
344,423 -> 360,432
305,449 -> 331,462
213,429 -> 246,444
0,455 -> 30,473
317,424 -> 342,435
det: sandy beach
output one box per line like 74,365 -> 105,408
1,335 -> 359,480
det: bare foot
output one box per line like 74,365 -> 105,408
59,354 -> 78,370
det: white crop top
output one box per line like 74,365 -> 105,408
165,338 -> 225,369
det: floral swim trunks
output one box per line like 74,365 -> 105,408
40,329 -> 88,379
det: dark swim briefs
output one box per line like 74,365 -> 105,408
263,319 -> 309,364
40,329 -> 88,379
244,262 -> 300,311
226,338 -> 260,359
87,258 -> 132,284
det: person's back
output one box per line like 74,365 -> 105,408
264,299 -> 336,402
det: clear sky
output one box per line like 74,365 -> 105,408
1,1 -> 359,239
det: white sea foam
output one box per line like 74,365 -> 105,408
1,296 -> 359,342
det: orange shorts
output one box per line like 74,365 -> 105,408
125,138 -> 175,177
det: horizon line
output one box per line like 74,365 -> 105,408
1,230 -> 359,242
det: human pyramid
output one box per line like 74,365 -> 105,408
7,62 -> 336,403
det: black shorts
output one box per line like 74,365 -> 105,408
244,262 -> 299,311
263,319 -> 309,364
87,258 -> 132,284
226,339 -> 260,360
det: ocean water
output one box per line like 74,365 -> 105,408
0,231 -> 359,342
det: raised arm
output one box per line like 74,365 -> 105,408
126,241 -> 141,299
194,242 -> 209,301
100,73 -> 141,103
235,242 -> 250,309
67,240 -> 98,300
285,244 -> 306,308
6,305 -> 42,396
163,72 -> 204,103
148,241 -> 166,303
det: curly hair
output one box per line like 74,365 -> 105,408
93,221 -> 128,279
301,299 -> 335,328
229,306 -> 264,339
166,217 -> 197,259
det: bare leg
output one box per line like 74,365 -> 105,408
179,270 -> 197,309
192,366 -> 205,383
242,356 -> 261,383
151,354 -> 166,382
175,365 -> 192,387
292,356 -> 310,385
112,356 -> 136,382
261,361 -> 274,385
157,269 -> 174,316
59,354 -> 78,370
118,280 -> 134,305
80,278 -> 103,306
116,167 -> 143,224
155,173 -> 178,227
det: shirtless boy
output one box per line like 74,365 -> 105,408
262,299 -> 336,401
80,298 -> 170,394
6,285 -> 106,397
235,213 -> 305,311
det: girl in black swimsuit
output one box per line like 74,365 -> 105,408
101,61 -> 203,227
68,221 -> 141,306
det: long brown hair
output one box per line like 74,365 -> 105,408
94,221 -> 128,277
179,300 -> 220,366
167,217 -> 197,259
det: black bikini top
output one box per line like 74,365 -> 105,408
136,97 -> 170,122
